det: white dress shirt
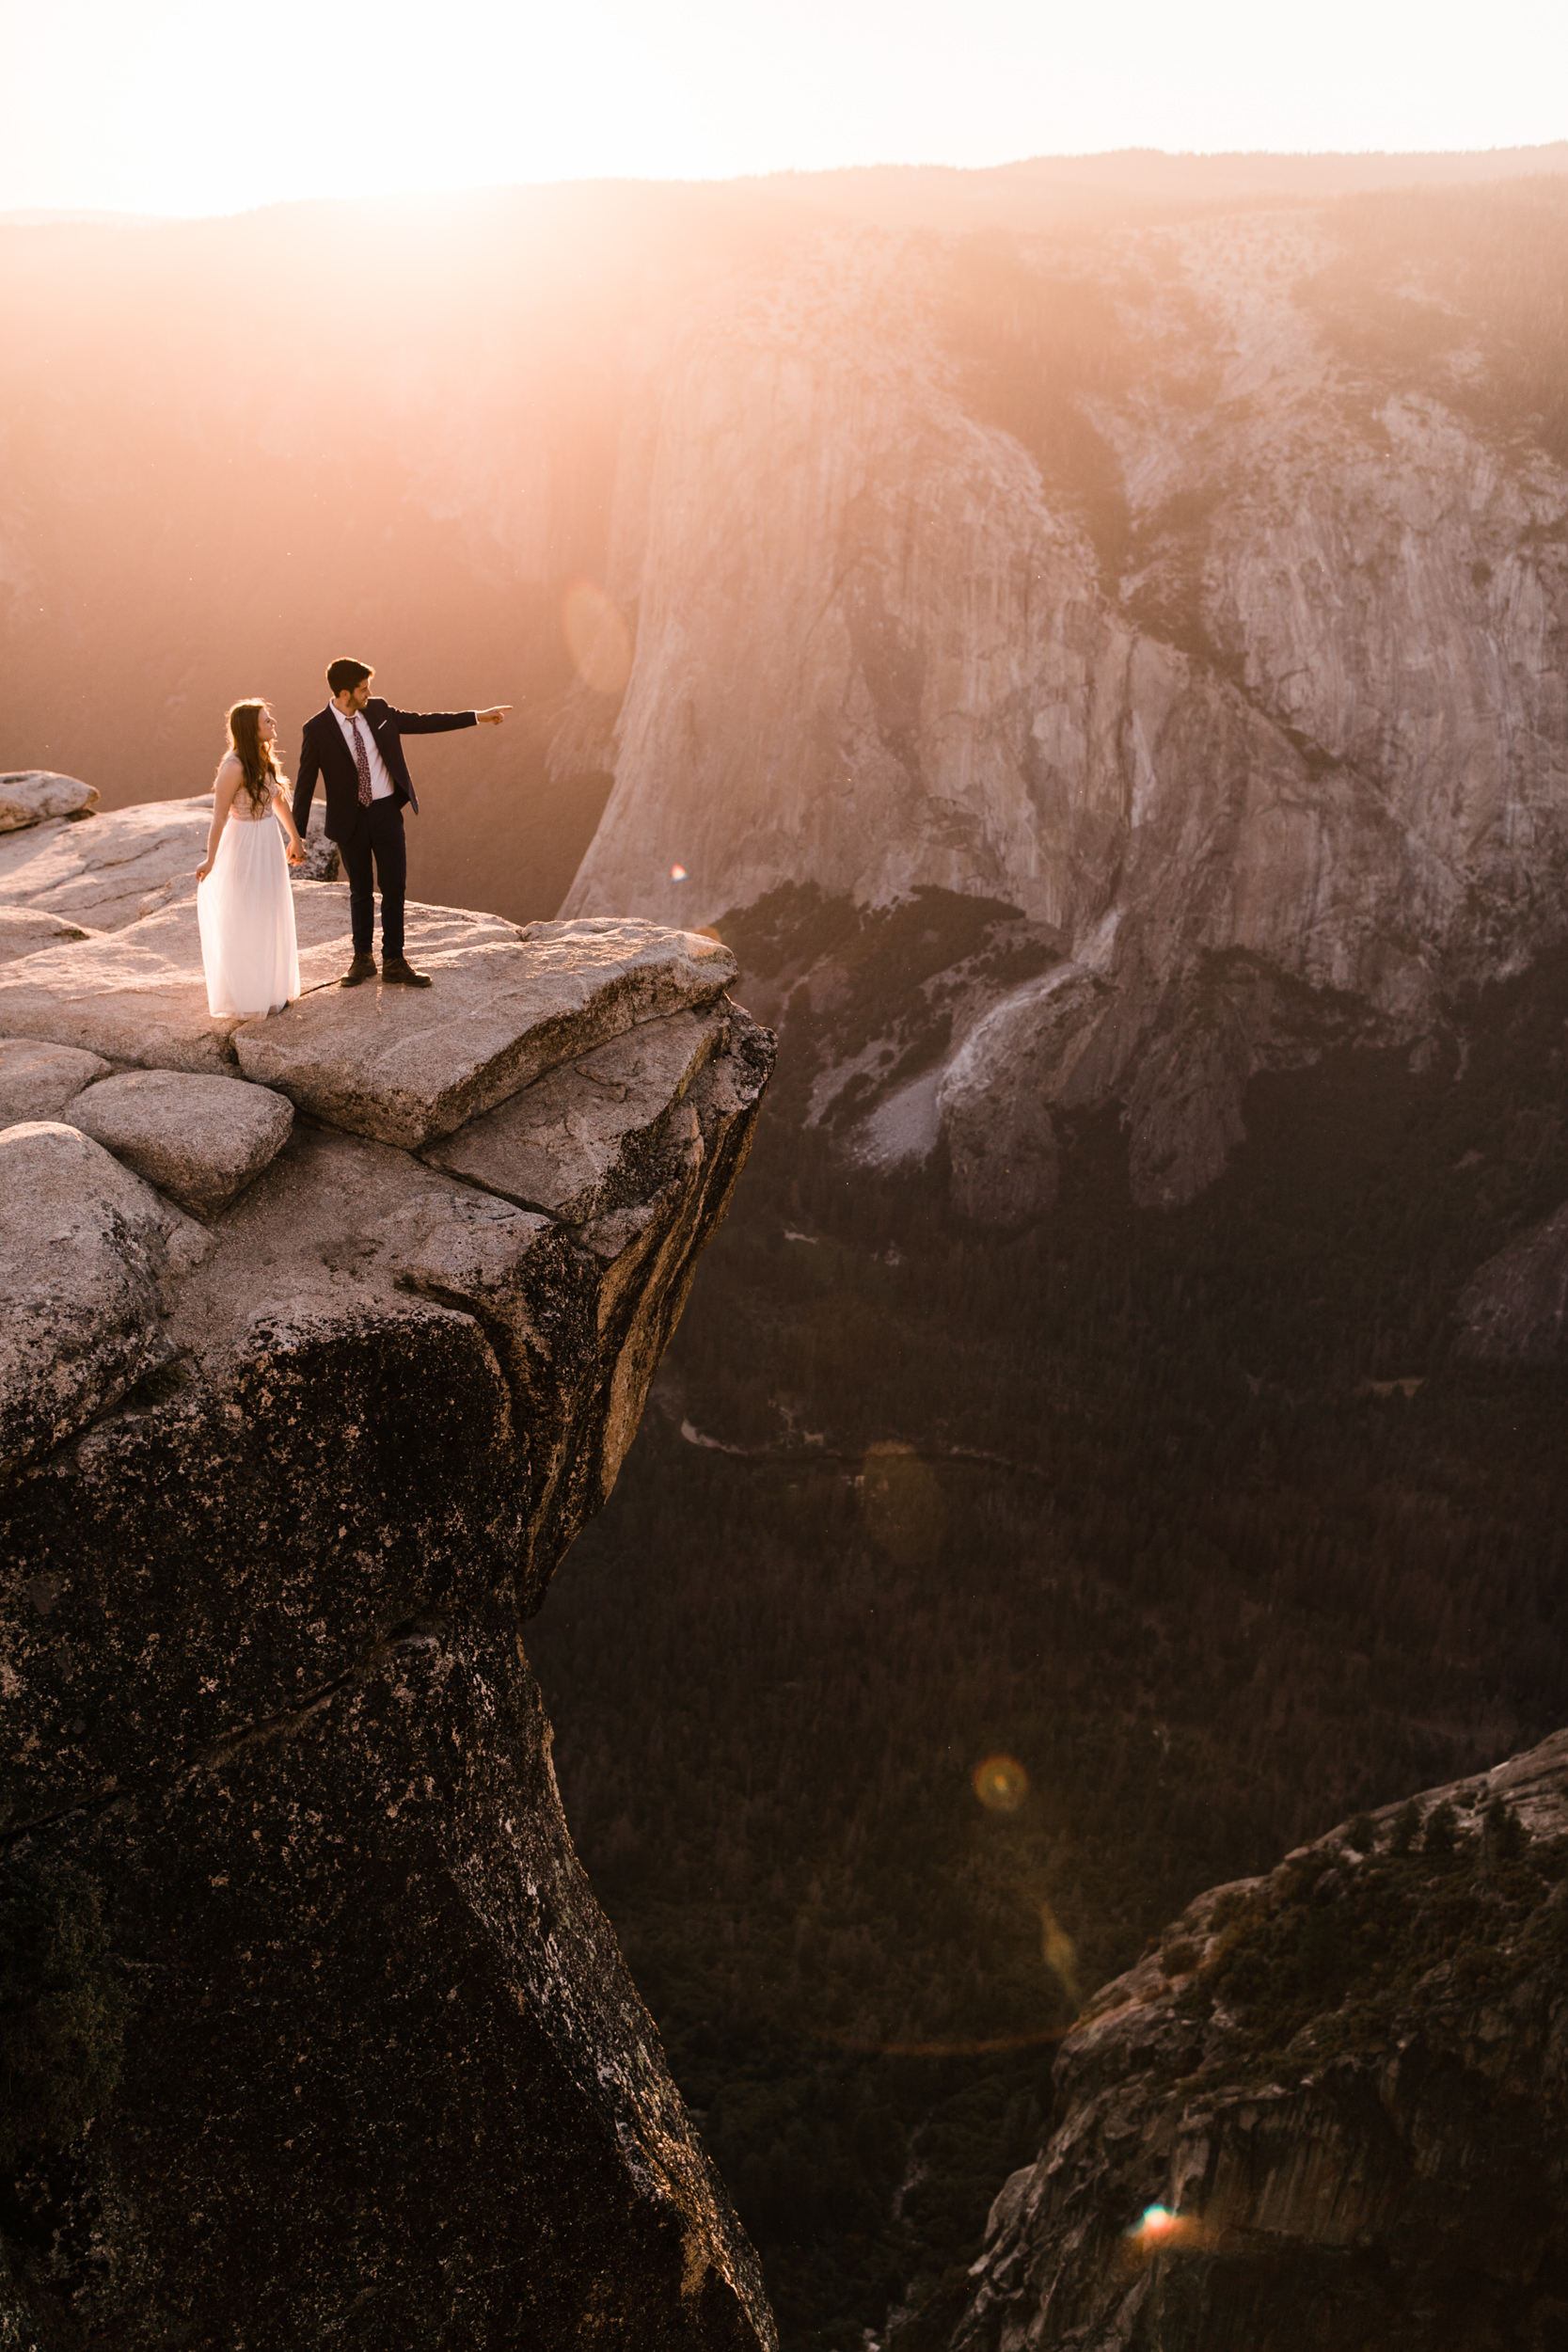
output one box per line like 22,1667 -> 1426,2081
329,701 -> 395,801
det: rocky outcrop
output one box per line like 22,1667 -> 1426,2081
554,210 -> 1568,1211
1454,1199 -> 1568,1363
0,802 -> 777,2348
0,773 -> 98,833
941,1732 -> 1568,2352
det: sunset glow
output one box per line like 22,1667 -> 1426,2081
3,0 -> 1564,219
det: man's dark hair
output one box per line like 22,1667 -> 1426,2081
326,657 -> 374,696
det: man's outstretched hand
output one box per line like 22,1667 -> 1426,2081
477,705 -> 513,725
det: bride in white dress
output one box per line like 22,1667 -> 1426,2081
196,699 -> 306,1017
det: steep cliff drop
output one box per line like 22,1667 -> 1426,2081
942,1731 -> 1568,2352
0,794 -> 778,2349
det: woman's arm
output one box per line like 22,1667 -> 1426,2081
271,778 -> 308,866
196,757 -> 242,882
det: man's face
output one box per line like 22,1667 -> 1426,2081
349,676 -> 372,713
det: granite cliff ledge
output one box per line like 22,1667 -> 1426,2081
0,793 -> 778,2349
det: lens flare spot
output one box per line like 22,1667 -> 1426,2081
972,1755 -> 1028,1812
671,864 -> 688,881
562,579 -> 633,693
1124,2202 -> 1209,2258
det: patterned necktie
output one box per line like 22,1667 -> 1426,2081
349,718 -> 373,808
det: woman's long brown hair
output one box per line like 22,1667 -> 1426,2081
225,700 -> 286,815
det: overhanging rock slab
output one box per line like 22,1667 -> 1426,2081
235,917 -> 739,1151
424,1006 -> 725,1221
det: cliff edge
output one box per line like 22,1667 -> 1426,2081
0,795 -> 778,2349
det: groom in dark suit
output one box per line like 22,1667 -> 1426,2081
293,657 -> 511,987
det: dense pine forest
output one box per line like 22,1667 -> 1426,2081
527,896 -> 1568,2351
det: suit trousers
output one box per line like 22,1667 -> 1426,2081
340,800 -> 408,958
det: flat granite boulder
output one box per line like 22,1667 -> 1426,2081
71,1067 -> 295,1219
426,1006 -> 725,1221
0,1038 -> 111,1125
0,1120 -> 208,1477
0,771 -> 99,832
235,917 -> 739,1151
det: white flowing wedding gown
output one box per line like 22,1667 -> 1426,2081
197,798 -> 301,1017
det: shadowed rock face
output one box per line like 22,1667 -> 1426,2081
0,803 -> 777,2350
941,1732 -> 1568,2352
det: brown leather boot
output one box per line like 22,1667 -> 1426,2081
340,951 -> 377,987
380,954 -> 432,988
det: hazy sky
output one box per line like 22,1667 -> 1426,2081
2,0 -> 1564,216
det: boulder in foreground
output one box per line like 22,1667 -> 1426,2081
71,1067 -> 295,1219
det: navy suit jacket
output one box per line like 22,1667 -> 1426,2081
293,699 -> 477,846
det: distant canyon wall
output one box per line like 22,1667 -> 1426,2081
558,199 -> 1568,1204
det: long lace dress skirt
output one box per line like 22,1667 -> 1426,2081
197,816 -> 301,1017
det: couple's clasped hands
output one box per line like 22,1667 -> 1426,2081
197,833 -> 309,884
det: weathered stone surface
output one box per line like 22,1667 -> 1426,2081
71,1068 -> 294,1219
0,977 -> 777,2350
0,1039 -> 110,1125
941,1731 -> 1568,2352
0,797 -> 210,929
0,884 -> 473,1074
1454,1199 -> 1568,1364
0,1120 -> 207,1479
0,908 -> 249,1073
0,771 -> 98,832
425,1005 -> 725,1220
0,906 -> 93,963
236,917 -> 739,1151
